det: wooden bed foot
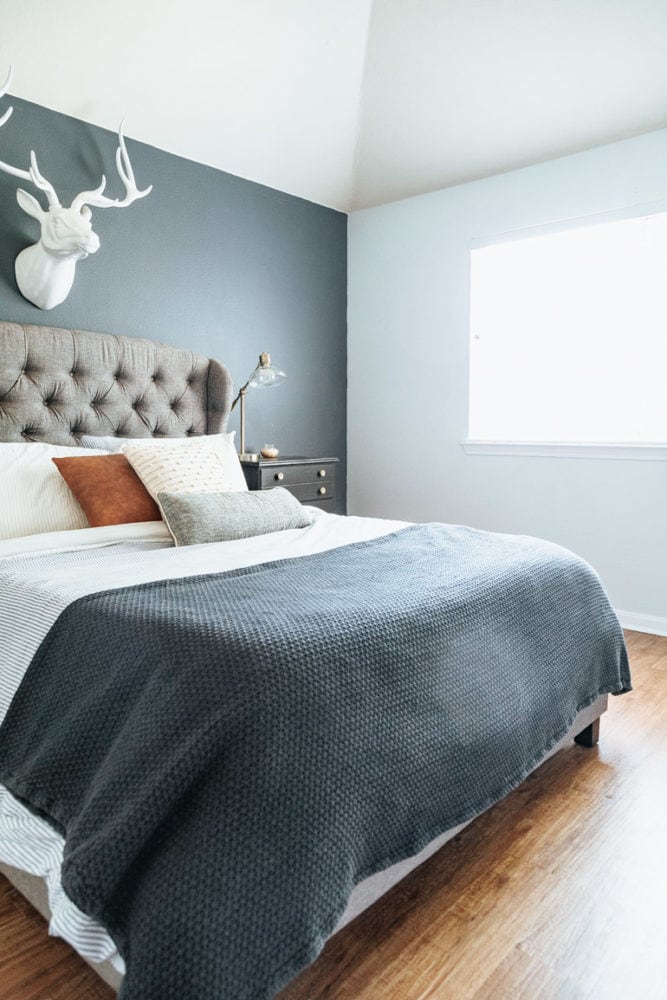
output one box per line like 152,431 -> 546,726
574,717 -> 600,748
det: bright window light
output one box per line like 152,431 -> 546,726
469,210 -> 667,444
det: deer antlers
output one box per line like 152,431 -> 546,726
0,66 -> 61,206
0,65 -> 13,128
0,65 -> 151,212
71,121 -> 152,211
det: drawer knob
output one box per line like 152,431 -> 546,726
317,469 -> 326,478
275,472 -> 284,481
318,486 -> 327,496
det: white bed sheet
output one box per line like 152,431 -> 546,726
0,509 -> 406,974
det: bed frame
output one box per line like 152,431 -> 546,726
0,695 -> 606,992
0,320 -> 608,994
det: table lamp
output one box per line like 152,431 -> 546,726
231,352 -> 287,461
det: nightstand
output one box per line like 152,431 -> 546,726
240,456 -> 338,511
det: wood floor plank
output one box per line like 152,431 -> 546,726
0,878 -> 113,1000
0,630 -> 664,999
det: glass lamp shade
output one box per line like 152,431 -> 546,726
247,352 -> 287,389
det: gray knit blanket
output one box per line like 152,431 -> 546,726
0,524 -> 630,999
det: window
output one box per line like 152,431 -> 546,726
468,208 -> 667,454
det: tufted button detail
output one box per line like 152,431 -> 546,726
69,370 -> 75,377
20,369 -> 26,375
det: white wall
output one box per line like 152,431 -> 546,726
348,129 -> 667,627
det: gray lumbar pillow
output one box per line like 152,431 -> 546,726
157,487 -> 313,546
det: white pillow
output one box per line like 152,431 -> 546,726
0,442 -> 109,541
80,434 -> 139,452
122,433 -> 247,503
80,434 -> 200,453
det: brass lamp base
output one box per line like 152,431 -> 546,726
239,452 -> 260,462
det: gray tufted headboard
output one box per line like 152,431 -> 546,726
0,322 -> 234,445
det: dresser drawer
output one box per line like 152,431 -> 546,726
258,462 -> 336,490
283,481 -> 334,504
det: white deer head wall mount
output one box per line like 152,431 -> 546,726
0,67 -> 152,310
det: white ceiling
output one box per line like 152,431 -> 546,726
2,0 -> 667,213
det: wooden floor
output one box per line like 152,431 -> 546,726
0,631 -> 665,1000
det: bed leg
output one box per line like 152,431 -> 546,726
574,717 -> 600,748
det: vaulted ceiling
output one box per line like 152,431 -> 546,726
3,0 -> 667,213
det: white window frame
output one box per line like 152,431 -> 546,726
463,201 -> 667,462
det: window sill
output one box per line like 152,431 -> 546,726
462,441 -> 667,461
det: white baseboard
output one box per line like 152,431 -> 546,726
616,609 -> 667,637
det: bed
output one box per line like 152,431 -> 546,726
0,321 -> 630,1000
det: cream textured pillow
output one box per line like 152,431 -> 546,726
0,442 -> 109,540
122,433 -> 248,502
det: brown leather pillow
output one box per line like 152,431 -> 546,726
52,454 -> 161,527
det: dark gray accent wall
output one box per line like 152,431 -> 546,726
0,97 -> 347,510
